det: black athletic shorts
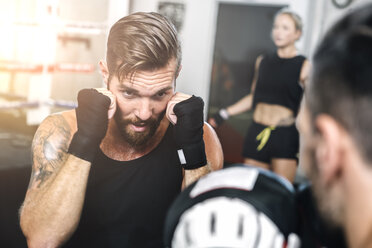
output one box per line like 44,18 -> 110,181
242,121 -> 299,164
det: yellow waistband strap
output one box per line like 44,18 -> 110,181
256,126 -> 275,151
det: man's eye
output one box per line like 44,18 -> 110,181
123,91 -> 134,97
157,92 -> 166,97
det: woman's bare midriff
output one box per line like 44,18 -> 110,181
253,103 -> 295,127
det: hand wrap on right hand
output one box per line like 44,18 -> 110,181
68,88 -> 111,162
213,108 -> 229,126
173,96 -> 207,170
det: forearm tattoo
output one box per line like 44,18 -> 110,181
29,115 -> 71,189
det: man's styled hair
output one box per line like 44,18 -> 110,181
307,3 -> 372,162
106,12 -> 181,82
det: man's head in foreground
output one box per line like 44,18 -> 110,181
297,3 -> 372,248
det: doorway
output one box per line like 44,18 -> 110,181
208,2 -> 286,164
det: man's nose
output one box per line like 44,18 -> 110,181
134,98 -> 153,121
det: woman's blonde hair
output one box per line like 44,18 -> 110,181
275,8 -> 303,32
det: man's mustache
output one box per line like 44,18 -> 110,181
115,109 -> 166,127
131,119 -> 152,126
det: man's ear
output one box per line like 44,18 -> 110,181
99,60 -> 109,85
295,30 -> 302,41
176,65 -> 182,78
315,114 -> 344,184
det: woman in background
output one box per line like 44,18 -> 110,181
209,9 -> 310,183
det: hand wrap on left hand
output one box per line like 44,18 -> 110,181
173,96 -> 207,170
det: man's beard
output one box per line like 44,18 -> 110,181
114,110 -> 165,149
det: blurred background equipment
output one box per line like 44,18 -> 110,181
0,1 -> 129,247
0,0 -> 112,126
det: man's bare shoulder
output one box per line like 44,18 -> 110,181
60,109 -> 77,130
203,122 -> 224,171
36,110 -> 76,141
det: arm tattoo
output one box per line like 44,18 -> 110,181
29,115 -> 72,189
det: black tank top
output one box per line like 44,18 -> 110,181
64,125 -> 183,248
253,52 -> 306,115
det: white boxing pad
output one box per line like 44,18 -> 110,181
171,196 -> 298,248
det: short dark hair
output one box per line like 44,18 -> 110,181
106,12 -> 181,82
307,3 -> 372,162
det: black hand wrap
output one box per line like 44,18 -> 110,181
213,108 -> 229,126
68,88 -> 111,162
173,96 -> 207,170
